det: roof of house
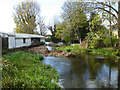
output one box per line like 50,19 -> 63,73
0,32 -> 46,38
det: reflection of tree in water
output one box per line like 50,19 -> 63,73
59,55 -> 120,88
104,59 -> 118,69
118,60 -> 120,89
69,55 -> 105,87
87,58 -> 103,81
62,55 -> 88,88
104,59 -> 118,87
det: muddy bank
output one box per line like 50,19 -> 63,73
48,50 -> 75,57
28,46 -> 75,57
28,46 -> 50,55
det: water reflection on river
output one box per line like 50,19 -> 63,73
42,54 -> 120,88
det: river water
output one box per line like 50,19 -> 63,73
42,43 -> 120,88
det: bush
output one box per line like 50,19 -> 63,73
112,37 -> 119,47
103,36 -> 119,47
88,38 -> 105,49
88,48 -> 117,57
66,48 -> 71,52
30,42 -> 45,46
57,44 -> 86,54
103,38 -> 111,47
2,51 -> 60,88
45,38 -> 52,42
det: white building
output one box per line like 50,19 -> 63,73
0,32 -> 46,49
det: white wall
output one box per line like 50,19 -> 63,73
8,36 -> 15,49
40,38 -> 45,42
8,37 -> 45,49
15,38 -> 31,48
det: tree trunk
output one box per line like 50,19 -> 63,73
76,30 -> 82,44
109,2 -> 112,47
79,38 -> 81,44
108,62 -> 111,86
118,2 -> 120,47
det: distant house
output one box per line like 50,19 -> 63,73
0,32 -> 46,49
113,30 -> 118,38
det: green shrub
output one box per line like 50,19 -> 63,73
88,48 -> 117,57
66,48 -> 71,52
45,38 -> 52,42
30,42 -> 45,46
103,36 -> 119,47
112,37 -> 119,47
57,44 -> 86,54
88,38 -> 105,49
103,38 -> 111,47
2,51 -> 60,88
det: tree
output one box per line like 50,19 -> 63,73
94,1 -> 120,47
88,12 -> 106,35
14,1 -> 40,34
55,23 -> 64,40
37,17 -> 47,35
60,2 -> 89,44
48,16 -> 61,43
86,12 -> 108,49
48,24 -> 61,43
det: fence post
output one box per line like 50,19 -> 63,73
0,35 -> 2,88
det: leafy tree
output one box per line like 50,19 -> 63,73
14,1 -> 40,34
87,12 -> 108,48
88,13 -> 105,36
48,24 -> 61,43
48,16 -> 61,43
61,2 -> 89,44
94,1 -> 120,47
55,23 -> 63,40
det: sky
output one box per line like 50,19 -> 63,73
0,0 -> 65,33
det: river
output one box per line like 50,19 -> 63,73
42,43 -> 120,88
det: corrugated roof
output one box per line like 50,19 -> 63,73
0,32 -> 46,38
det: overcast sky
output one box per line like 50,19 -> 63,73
0,0 -> 65,33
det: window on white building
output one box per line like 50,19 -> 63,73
23,38 -> 26,43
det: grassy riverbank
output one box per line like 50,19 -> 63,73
57,44 -> 120,60
57,44 -> 86,54
2,51 -> 60,88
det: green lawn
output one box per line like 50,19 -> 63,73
2,51 -> 60,88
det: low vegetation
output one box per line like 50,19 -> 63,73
57,44 -> 120,60
2,51 -> 60,88
87,48 -> 119,58
57,44 -> 86,54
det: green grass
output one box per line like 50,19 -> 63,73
87,48 -> 117,57
56,44 -> 86,54
56,44 -> 120,60
2,51 -> 60,88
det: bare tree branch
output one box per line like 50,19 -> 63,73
96,2 -> 118,15
95,7 -> 118,21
